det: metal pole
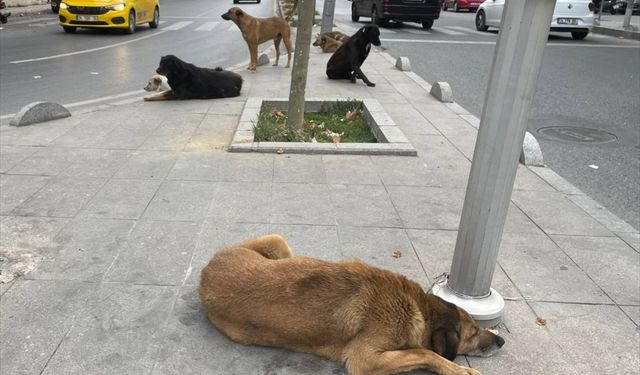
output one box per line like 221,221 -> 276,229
321,0 -> 337,33
598,0 -> 605,23
432,0 -> 557,327
622,0 -> 633,29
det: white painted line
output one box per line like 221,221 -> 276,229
163,21 -> 194,30
378,28 -> 397,34
446,25 -> 491,35
431,27 -> 466,35
227,24 -> 239,32
63,90 -> 145,108
380,38 -> 640,48
405,29 -> 431,35
10,31 -> 167,64
195,21 -> 220,31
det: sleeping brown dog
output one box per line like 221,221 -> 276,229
199,234 -> 505,375
313,34 -> 344,53
221,7 -> 292,70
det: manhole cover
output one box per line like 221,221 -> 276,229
537,126 -> 617,144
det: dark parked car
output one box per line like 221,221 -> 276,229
592,0 -> 616,13
610,0 -> 640,14
350,0 -> 442,30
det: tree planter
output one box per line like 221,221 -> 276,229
230,98 -> 417,156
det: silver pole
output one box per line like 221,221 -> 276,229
433,0 -> 557,327
598,0 -> 604,23
622,0 -> 633,29
321,0 -> 336,33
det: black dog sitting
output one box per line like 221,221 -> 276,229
326,25 -> 381,87
145,55 -> 243,101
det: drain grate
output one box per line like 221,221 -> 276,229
537,126 -> 618,144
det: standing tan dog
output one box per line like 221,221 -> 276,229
221,7 -> 293,71
199,234 -> 505,375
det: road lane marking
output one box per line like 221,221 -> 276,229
195,21 -> 220,31
431,27 -> 466,35
380,38 -> 640,48
10,31 -> 167,64
162,21 -> 194,30
445,25 -> 492,35
405,29 -> 432,35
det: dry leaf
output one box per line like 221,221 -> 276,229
345,109 -> 361,121
276,148 -> 284,154
322,130 -> 344,144
536,317 -> 547,326
392,250 -> 402,258
269,109 -> 285,118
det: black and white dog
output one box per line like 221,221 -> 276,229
326,25 -> 381,87
145,55 -> 243,101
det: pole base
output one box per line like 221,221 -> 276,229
432,283 -> 505,328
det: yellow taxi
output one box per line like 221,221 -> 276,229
58,0 -> 160,34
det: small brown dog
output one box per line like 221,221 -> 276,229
199,234 -> 505,375
221,7 -> 293,70
313,35 -> 343,53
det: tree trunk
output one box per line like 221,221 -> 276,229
287,0 -> 315,135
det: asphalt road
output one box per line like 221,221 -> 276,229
1,0 -> 638,229
0,0 -> 275,114
326,1 -> 640,230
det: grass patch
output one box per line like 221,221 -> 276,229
253,100 -> 378,143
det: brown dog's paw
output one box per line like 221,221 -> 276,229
454,365 -> 481,375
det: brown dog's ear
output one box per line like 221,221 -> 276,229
432,328 -> 459,361
235,9 -> 244,17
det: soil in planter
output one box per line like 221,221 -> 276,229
253,100 -> 378,143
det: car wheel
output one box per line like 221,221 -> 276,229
475,10 -> 488,31
63,26 -> 77,33
126,10 -> 136,34
233,0 -> 239,3
454,1 -> 461,12
443,1 -> 449,11
422,19 -> 434,30
351,2 -> 359,22
571,31 -> 588,40
257,0 -> 261,3
609,8 -> 617,14
371,6 -> 387,27
149,7 -> 159,28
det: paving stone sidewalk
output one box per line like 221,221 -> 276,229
1,45 -> 639,375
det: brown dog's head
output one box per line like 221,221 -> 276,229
221,7 -> 243,22
313,34 -> 322,47
427,295 -> 505,361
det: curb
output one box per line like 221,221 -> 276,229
592,25 -> 640,41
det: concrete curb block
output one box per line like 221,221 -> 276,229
257,54 -> 270,66
592,26 -> 640,41
520,131 -> 545,166
429,81 -> 454,103
9,101 -> 71,127
395,57 -> 411,71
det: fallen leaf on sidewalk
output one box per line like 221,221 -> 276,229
33,75 -> 41,79
588,164 -> 599,169
536,317 -> 547,326
392,250 -> 402,258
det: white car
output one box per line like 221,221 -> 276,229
475,0 -> 595,40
